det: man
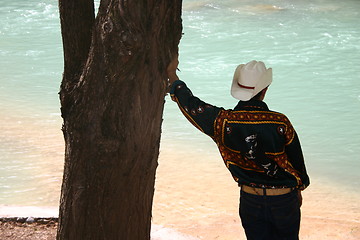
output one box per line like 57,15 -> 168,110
167,56 -> 310,240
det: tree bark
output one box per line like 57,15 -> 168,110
57,0 -> 182,239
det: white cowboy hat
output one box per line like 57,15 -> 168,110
231,60 -> 272,101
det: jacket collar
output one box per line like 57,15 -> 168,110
233,99 -> 269,111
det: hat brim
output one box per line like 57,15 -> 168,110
231,81 -> 254,101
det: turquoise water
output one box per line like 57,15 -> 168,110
0,0 -> 359,206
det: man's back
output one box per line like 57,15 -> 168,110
170,80 -> 309,190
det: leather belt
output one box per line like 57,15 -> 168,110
241,185 -> 294,196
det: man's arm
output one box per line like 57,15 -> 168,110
285,132 -> 310,190
166,55 -> 222,137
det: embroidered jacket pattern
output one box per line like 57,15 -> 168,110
170,80 -> 310,190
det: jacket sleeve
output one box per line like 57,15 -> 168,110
285,131 -> 310,190
170,80 -> 222,137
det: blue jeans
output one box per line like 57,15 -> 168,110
239,190 -> 301,240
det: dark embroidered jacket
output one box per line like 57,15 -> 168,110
170,80 -> 310,190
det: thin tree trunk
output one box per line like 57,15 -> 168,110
57,0 -> 182,239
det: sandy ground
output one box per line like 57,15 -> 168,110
0,219 -> 57,240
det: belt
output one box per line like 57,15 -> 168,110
241,185 -> 294,196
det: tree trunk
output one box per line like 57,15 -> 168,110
57,0 -> 182,239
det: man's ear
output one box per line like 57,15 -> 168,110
260,87 -> 268,100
